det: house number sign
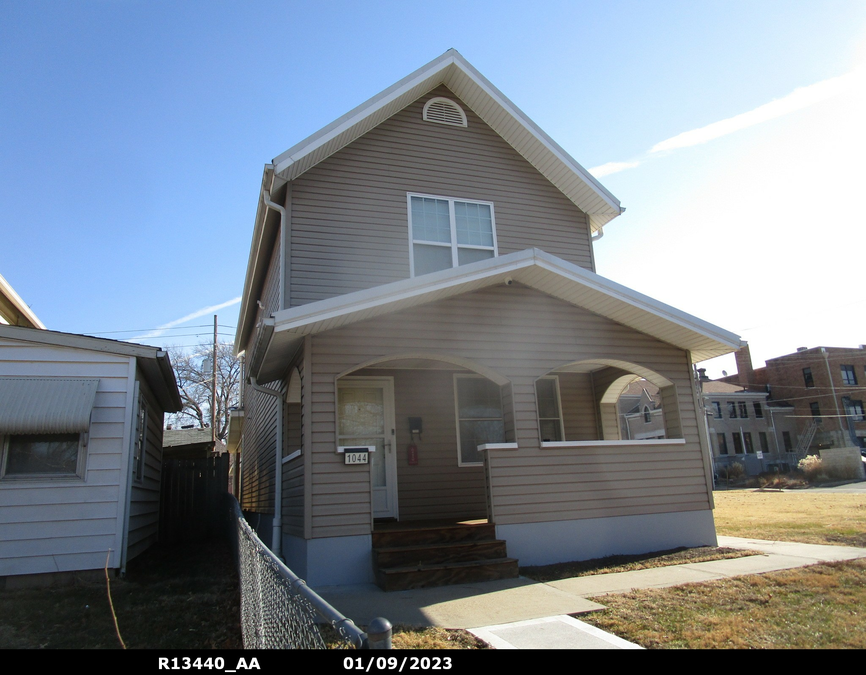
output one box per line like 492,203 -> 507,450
339,446 -> 374,465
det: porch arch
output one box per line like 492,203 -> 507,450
336,352 -> 510,386
540,358 -> 682,442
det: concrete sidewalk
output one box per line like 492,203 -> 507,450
317,536 -> 866,649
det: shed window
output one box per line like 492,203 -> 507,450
0,377 -> 98,480
455,376 -> 504,466
409,194 -> 497,277
1,433 -> 84,478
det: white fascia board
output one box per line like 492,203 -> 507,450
271,250 -> 536,334
271,249 -> 741,357
273,52 -> 459,175
530,250 -> 743,351
235,166 -> 276,352
0,324 -> 164,360
270,50 -> 621,221
449,53 -> 621,215
0,272 -> 45,329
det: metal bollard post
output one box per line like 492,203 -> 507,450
366,617 -> 393,649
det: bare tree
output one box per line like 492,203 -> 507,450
165,341 -> 240,441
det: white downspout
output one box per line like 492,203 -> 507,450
249,377 -> 284,558
262,181 -> 287,312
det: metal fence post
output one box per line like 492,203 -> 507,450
365,618 -> 393,650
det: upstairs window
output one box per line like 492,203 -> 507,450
843,396 -> 864,422
711,401 -> 722,419
803,367 -> 814,388
737,402 -> 748,418
753,402 -> 764,418
409,194 -> 497,277
810,402 -> 822,421
841,365 -> 857,386
727,402 -> 737,419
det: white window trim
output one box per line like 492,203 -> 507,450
407,193 -> 498,278
0,432 -> 88,481
535,376 -> 565,443
454,374 -> 504,467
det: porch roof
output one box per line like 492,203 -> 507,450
251,249 -> 741,382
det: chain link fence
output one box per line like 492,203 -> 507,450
225,494 -> 391,649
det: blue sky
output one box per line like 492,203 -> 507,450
2,1 -> 864,375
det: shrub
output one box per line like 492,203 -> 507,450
798,455 -> 825,482
719,462 -> 745,482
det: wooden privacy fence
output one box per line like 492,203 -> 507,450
160,455 -> 229,544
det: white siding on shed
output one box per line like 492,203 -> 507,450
0,339 -> 135,576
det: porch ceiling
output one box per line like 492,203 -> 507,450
253,250 -> 741,382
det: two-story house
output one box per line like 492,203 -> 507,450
233,50 -> 742,589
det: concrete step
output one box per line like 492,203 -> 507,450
376,557 -> 520,592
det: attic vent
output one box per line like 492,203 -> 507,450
422,97 -> 467,127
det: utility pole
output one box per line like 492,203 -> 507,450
212,314 -> 218,443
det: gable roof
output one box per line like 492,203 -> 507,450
0,324 -> 182,412
271,50 -> 622,231
236,50 -> 625,352
249,249 -> 742,382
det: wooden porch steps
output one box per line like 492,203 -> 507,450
372,522 -> 519,591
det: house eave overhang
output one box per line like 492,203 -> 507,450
271,49 -> 622,232
0,272 -> 45,330
0,325 -> 182,412
235,166 -> 277,353
251,249 -> 741,381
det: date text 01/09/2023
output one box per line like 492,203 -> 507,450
344,657 -> 453,671
159,658 -> 260,671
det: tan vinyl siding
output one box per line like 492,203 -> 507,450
240,381 -> 280,514
281,354 -> 304,537
288,85 -> 593,307
126,372 -> 164,561
487,441 -> 710,525
240,242 -> 283,514
0,340 -> 133,575
308,283 -> 708,537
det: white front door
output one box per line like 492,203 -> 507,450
337,378 -> 398,519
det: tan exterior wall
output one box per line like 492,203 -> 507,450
287,85 -> 594,308
487,441 -> 709,525
307,283 -> 707,538
353,368 -> 487,522
240,242 -> 283,514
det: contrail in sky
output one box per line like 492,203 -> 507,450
128,297 -> 242,342
589,68 -> 863,177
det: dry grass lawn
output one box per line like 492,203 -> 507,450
581,559 -> 866,649
714,490 -> 866,547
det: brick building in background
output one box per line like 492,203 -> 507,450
721,344 -> 866,451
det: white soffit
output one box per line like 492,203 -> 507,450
268,249 -> 742,364
0,378 -> 99,434
271,50 -> 621,229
